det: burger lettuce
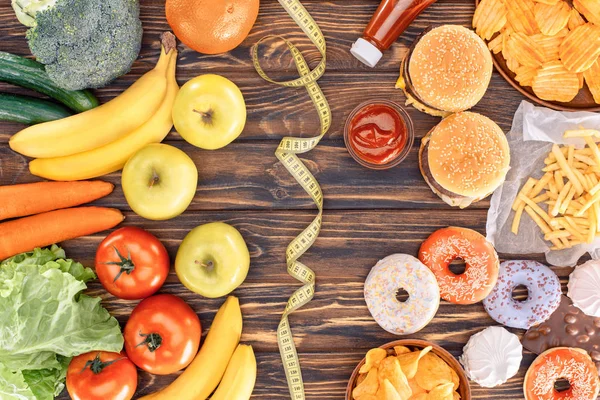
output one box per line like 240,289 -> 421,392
0,246 -> 123,400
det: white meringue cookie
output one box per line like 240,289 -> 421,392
459,326 -> 522,388
568,260 -> 600,317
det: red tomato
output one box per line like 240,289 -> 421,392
124,294 -> 201,375
66,351 -> 137,400
96,227 -> 169,300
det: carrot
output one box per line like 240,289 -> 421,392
0,207 -> 124,261
0,181 -> 114,221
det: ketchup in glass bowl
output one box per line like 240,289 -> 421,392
344,100 -> 414,170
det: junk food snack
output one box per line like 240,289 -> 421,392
396,25 -> 492,117
419,227 -> 500,305
511,129 -> 600,250
483,260 -> 561,329
523,347 -> 599,400
364,254 -> 440,335
567,260 -> 600,317
351,346 -> 462,400
459,326 -> 522,388
473,0 -> 600,104
522,295 -> 600,374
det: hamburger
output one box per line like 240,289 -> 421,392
419,112 -> 510,208
396,25 -> 493,117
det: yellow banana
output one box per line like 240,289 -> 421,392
29,49 -> 179,181
140,296 -> 243,400
9,43 -> 170,159
210,344 -> 257,400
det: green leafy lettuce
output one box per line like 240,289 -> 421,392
0,246 -> 124,400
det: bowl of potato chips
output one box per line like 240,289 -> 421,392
346,339 -> 470,400
473,0 -> 600,112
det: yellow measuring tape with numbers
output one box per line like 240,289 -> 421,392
251,0 -> 330,398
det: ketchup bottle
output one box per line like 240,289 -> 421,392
351,0 -> 438,67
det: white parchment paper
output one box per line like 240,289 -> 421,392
486,101 -> 600,266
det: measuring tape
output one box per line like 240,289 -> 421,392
252,0 -> 330,398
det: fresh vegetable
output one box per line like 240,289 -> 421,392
20,0 -> 143,90
139,296 -> 242,400
0,51 -> 98,112
124,294 -> 201,375
66,351 -> 137,400
9,36 -> 170,159
29,34 -> 179,181
210,344 -> 257,400
166,0 -> 259,55
0,246 -> 124,400
0,93 -> 72,124
0,181 -> 114,221
95,227 -> 169,300
0,207 -> 124,261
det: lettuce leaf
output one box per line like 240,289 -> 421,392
0,246 -> 123,399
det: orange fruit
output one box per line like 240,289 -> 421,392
166,0 -> 260,55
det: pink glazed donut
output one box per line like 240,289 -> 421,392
483,260 -> 561,329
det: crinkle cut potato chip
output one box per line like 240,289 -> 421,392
584,59 -> 600,104
473,0 -> 507,40
506,32 -> 545,67
353,367 -> 380,398
360,348 -> 388,373
559,23 -> 600,73
487,31 -> 504,54
534,1 -> 571,36
414,352 -> 455,392
532,60 -> 580,102
531,29 -> 568,63
574,0 -> 600,25
505,0 -> 539,35
427,382 -> 455,400
568,7 -> 587,30
515,65 -> 539,86
378,357 -> 412,399
397,346 -> 432,379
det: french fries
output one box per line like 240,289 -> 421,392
512,129 -> 600,249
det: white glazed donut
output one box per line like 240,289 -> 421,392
364,254 -> 440,335
483,260 -> 561,329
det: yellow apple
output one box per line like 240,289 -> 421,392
172,74 -> 246,150
122,144 -> 198,220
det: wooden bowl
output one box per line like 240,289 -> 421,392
345,339 -> 471,400
474,0 -> 600,112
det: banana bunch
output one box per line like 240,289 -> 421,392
12,33 -> 179,181
140,296 -> 256,400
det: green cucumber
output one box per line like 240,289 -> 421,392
0,93 -> 72,124
0,52 -> 99,112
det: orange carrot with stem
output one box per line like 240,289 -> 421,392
0,181 -> 114,221
0,207 -> 124,261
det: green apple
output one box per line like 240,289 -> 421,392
122,143 -> 198,220
175,222 -> 250,298
172,74 -> 246,150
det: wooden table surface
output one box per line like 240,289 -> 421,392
0,0 -> 573,399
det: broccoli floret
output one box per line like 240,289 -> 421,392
26,0 -> 142,90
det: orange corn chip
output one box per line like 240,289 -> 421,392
559,23 -> 600,73
473,0 -> 508,40
532,61 -> 580,102
573,0 -> 600,25
515,65 -> 539,86
568,8 -> 587,30
583,59 -> 600,104
505,0 -> 539,35
531,29 -> 568,62
414,353 -> 455,392
534,1 -> 571,36
506,32 -> 545,67
360,348 -> 388,374
378,357 -> 412,400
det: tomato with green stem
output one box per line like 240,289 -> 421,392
66,351 -> 137,400
124,294 -> 201,375
95,227 -> 169,300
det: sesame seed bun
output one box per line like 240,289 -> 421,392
407,25 -> 493,114
419,112 -> 510,208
